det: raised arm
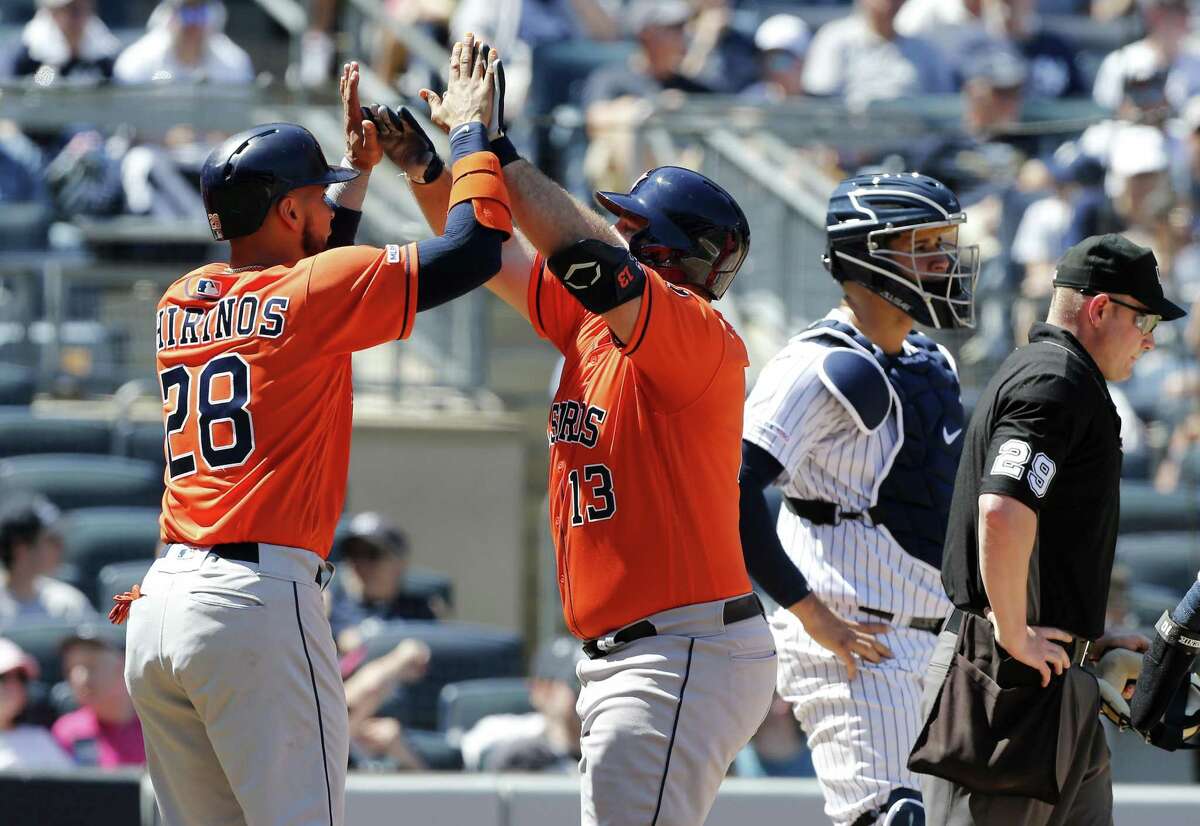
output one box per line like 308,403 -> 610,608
371,101 -> 535,320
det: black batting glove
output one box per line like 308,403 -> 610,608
366,103 -> 444,184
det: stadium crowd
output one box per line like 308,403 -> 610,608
2,0 -> 1200,785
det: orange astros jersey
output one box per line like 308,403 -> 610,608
156,243 -> 418,558
528,254 -> 753,640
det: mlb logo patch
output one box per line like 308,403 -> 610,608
386,244 -> 402,264
186,277 -> 223,300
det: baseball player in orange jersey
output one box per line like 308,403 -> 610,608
114,53 -> 510,826
371,35 -> 777,825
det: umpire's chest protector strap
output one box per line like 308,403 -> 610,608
449,151 -> 513,238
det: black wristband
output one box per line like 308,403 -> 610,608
1155,610 -> 1200,649
414,154 -> 444,186
490,134 -> 521,167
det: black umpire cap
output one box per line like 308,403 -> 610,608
1053,234 -> 1187,321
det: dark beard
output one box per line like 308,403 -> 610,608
302,227 -> 328,258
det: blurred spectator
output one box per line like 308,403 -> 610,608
982,0 -> 1085,99
0,121 -> 47,205
113,0 -> 253,86
44,129 -> 126,219
581,0 -> 711,191
0,637 -> 73,770
328,512 -> 445,641
1092,0 -> 1200,113
679,0 -> 761,94
11,0 -> 120,84
732,693 -> 814,778
51,623 -> 144,768
0,119 -> 51,249
0,494 -> 96,623
1103,125 -> 1175,258
460,636 -> 582,772
741,13 -> 811,101
453,0 -> 621,116
907,48 -> 1032,199
294,0 -> 339,89
802,0 -> 954,109
370,1 -> 455,90
343,638 -> 431,771
896,0 -> 988,77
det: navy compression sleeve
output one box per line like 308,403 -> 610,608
327,206 -> 362,249
1171,578 -> 1200,632
413,122 -> 505,311
739,439 -> 811,607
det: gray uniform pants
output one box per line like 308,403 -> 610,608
576,595 -> 777,826
124,543 -> 347,826
918,627 -> 1113,826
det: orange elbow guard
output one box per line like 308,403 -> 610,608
449,151 -> 513,238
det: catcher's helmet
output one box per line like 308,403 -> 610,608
200,123 -> 358,241
595,166 -> 750,300
824,172 -> 979,329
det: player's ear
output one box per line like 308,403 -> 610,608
274,193 -> 302,231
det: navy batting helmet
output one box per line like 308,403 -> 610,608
595,167 -> 750,300
201,123 -> 358,241
825,172 -> 979,329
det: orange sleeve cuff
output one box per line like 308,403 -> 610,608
449,151 -> 513,238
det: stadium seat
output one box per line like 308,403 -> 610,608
0,454 -> 163,511
59,507 -> 160,581
113,419 -> 166,467
438,677 -> 533,737
394,729 -> 464,771
358,620 -> 524,731
1117,481 -> 1200,534
0,363 -> 36,406
0,414 -> 113,458
94,559 -> 156,614
0,620 -> 125,686
1115,532 -> 1200,593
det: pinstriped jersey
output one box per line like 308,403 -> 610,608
743,310 -> 952,620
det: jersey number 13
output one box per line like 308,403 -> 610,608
160,354 -> 255,480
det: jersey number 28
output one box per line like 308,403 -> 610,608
160,354 -> 255,480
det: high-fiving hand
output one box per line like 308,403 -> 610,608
339,61 -> 381,171
420,33 -> 500,134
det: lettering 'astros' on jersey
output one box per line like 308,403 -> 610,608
156,243 -> 419,558
528,254 -> 752,640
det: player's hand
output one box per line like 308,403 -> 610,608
421,32 -> 499,132
989,614 -> 1073,688
791,594 -> 893,682
368,104 -> 443,183
340,61 -> 381,171
1090,631 -> 1151,660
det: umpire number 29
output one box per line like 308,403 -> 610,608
160,354 -> 255,480
990,438 -> 1056,498
567,464 -> 616,526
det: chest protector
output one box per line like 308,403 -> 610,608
806,319 -> 964,570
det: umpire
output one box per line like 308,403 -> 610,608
909,234 -> 1185,824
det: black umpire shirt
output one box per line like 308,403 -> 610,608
941,323 -> 1123,640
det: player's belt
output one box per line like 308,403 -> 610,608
785,497 -> 881,526
210,542 -> 324,585
581,593 -> 764,660
858,606 -> 944,634
211,542 -> 260,563
944,608 -> 1093,667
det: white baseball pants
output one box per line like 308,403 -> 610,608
124,543 -> 347,826
576,595 -> 777,826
